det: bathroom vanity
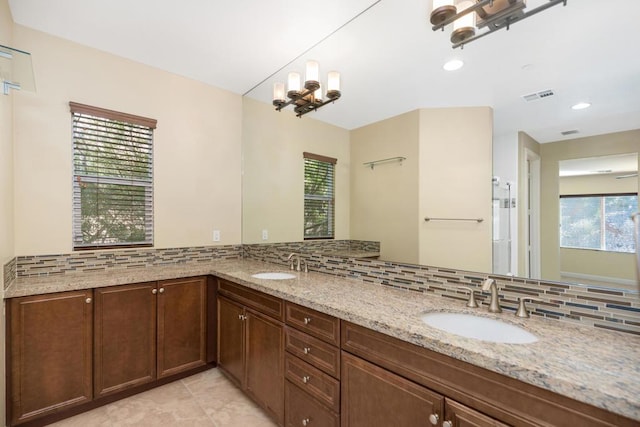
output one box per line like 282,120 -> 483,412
4,259 -> 639,426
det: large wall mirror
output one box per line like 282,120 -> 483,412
241,0 -> 640,292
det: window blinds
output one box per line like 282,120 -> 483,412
70,102 -> 156,250
303,152 -> 336,239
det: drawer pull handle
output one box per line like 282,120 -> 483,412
302,375 -> 310,384
429,414 -> 439,425
303,317 -> 312,325
238,314 -> 247,321
152,289 -> 158,294
303,347 -> 311,354
85,297 -> 92,304
302,418 -> 311,426
443,421 -> 453,427
158,287 -> 165,294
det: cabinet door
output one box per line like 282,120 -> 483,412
9,290 -> 93,425
444,399 -> 510,427
341,352 -> 444,427
218,296 -> 245,386
157,277 -> 207,378
245,308 -> 284,425
94,282 -> 157,398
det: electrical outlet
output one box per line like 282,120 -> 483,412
262,229 -> 268,241
213,230 -> 221,242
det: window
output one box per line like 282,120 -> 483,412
70,102 -> 156,250
560,194 -> 638,253
303,152 -> 336,239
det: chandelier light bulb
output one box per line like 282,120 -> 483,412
305,60 -> 320,90
327,71 -> 341,97
287,72 -> 301,95
272,82 -> 285,104
431,0 -> 457,25
451,1 -> 476,44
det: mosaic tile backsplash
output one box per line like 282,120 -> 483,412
6,245 -> 242,282
4,240 -> 639,335
243,242 -> 640,336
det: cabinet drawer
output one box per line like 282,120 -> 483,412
285,302 -> 340,346
285,381 -> 339,427
285,353 -> 340,413
286,326 -> 340,379
218,279 -> 283,321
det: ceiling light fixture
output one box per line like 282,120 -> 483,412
571,102 -> 591,110
430,0 -> 568,49
272,60 -> 341,118
443,59 -> 465,71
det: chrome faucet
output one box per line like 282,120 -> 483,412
481,278 -> 502,313
287,253 -> 308,272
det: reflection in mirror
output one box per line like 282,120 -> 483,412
557,154 -> 638,290
241,0 -> 640,292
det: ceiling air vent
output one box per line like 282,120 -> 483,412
522,89 -> 555,102
561,130 -> 579,136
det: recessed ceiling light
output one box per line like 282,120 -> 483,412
443,59 -> 464,71
571,102 -> 591,110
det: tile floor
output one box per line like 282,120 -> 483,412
50,368 -> 278,427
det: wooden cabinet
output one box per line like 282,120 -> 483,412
157,277 -> 207,378
341,321 -> 637,427
342,351 -> 508,427
93,277 -> 207,398
7,290 -> 93,426
341,351 -> 443,427
94,282 -> 157,398
443,399 -> 509,427
218,296 -> 245,386
284,302 -> 341,426
217,279 -> 285,425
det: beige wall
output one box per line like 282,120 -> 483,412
350,110 -> 419,263
418,107 -> 493,272
1,0 -> 14,424
12,25 -> 243,255
559,173 -> 637,195
540,129 -> 640,282
242,97 -> 350,244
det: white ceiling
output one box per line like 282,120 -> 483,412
8,0 -> 640,143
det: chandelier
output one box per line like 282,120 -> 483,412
272,61 -> 341,117
430,0 -> 567,49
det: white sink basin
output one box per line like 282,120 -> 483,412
251,272 -> 296,280
421,312 -> 538,344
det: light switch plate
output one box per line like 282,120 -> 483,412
213,230 -> 221,242
262,229 -> 268,240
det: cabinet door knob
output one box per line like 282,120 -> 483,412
302,375 -> 310,384
152,289 -> 158,294
303,317 -> 312,325
428,414 -> 439,425
303,347 -> 311,354
302,418 -> 311,426
85,297 -> 92,304
158,288 -> 165,294
443,421 -> 453,427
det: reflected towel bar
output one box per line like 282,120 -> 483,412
363,156 -> 406,169
424,217 -> 484,223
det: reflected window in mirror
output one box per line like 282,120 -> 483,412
560,194 -> 638,253
303,152 -> 337,240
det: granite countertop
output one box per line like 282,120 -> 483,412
5,259 -> 640,421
